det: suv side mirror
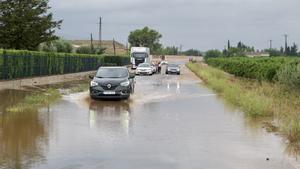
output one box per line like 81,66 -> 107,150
89,75 -> 94,79
129,74 -> 135,79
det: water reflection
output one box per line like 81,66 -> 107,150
0,90 -> 49,169
166,81 -> 181,93
0,111 -> 49,169
89,101 -> 132,136
0,90 -> 28,114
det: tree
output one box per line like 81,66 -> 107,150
40,39 -> 73,53
183,49 -> 202,56
285,46 -> 291,56
204,49 -> 222,61
0,0 -> 62,50
227,40 -> 231,50
223,41 -> 254,57
76,46 -> 95,54
128,27 -> 162,54
290,43 -> 298,56
163,46 -> 179,55
265,48 -> 282,57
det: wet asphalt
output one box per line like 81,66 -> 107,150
0,58 -> 298,169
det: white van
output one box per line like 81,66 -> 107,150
130,47 -> 152,69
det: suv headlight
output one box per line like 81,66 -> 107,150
90,81 -> 98,87
121,80 -> 130,87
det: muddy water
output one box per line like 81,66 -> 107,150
0,62 -> 299,169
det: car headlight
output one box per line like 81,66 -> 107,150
121,80 -> 130,87
90,81 -> 98,87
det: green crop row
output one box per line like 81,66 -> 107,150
206,57 -> 296,81
0,50 -> 130,80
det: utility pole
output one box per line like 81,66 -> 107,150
284,34 -> 288,52
90,33 -> 94,52
99,17 -> 102,49
269,40 -> 273,49
113,38 -> 116,55
179,44 -> 183,55
125,42 -> 129,55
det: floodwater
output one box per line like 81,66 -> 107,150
0,59 -> 299,169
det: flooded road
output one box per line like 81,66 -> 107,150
0,57 -> 298,169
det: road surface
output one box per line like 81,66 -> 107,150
0,57 -> 298,169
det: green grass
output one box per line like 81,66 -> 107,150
187,62 -> 300,142
6,89 -> 61,113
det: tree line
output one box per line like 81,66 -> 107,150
205,40 -> 300,60
128,27 -> 202,56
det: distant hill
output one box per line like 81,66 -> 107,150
70,40 -> 128,55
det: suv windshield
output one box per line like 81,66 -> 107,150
96,68 -> 128,78
133,53 -> 147,58
139,63 -> 151,67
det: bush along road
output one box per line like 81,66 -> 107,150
205,57 -> 300,91
187,61 -> 300,143
0,49 -> 130,80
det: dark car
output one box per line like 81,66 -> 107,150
89,67 -> 135,100
166,64 -> 181,75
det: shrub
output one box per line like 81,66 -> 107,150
206,57 -> 297,81
277,61 -> 300,91
76,46 -> 94,54
0,49 -> 130,80
76,46 -> 106,55
39,39 -> 73,53
204,50 -> 222,61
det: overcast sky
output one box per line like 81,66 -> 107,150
49,0 -> 300,51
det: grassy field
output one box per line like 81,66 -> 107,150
187,62 -> 300,142
70,40 -> 128,55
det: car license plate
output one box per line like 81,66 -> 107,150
103,91 -> 116,95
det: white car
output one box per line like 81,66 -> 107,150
136,63 -> 153,75
151,64 -> 157,74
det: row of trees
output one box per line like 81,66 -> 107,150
266,43 -> 299,57
205,40 -> 300,60
128,27 -> 202,56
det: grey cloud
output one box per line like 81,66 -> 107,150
50,0 -> 300,50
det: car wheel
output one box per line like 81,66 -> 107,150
177,72 -> 180,75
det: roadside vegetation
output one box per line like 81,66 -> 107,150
4,80 -> 92,114
0,49 -> 130,80
6,89 -> 61,113
187,61 -> 300,142
206,57 -> 300,90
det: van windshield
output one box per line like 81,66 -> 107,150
133,53 -> 147,58
96,68 -> 128,78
